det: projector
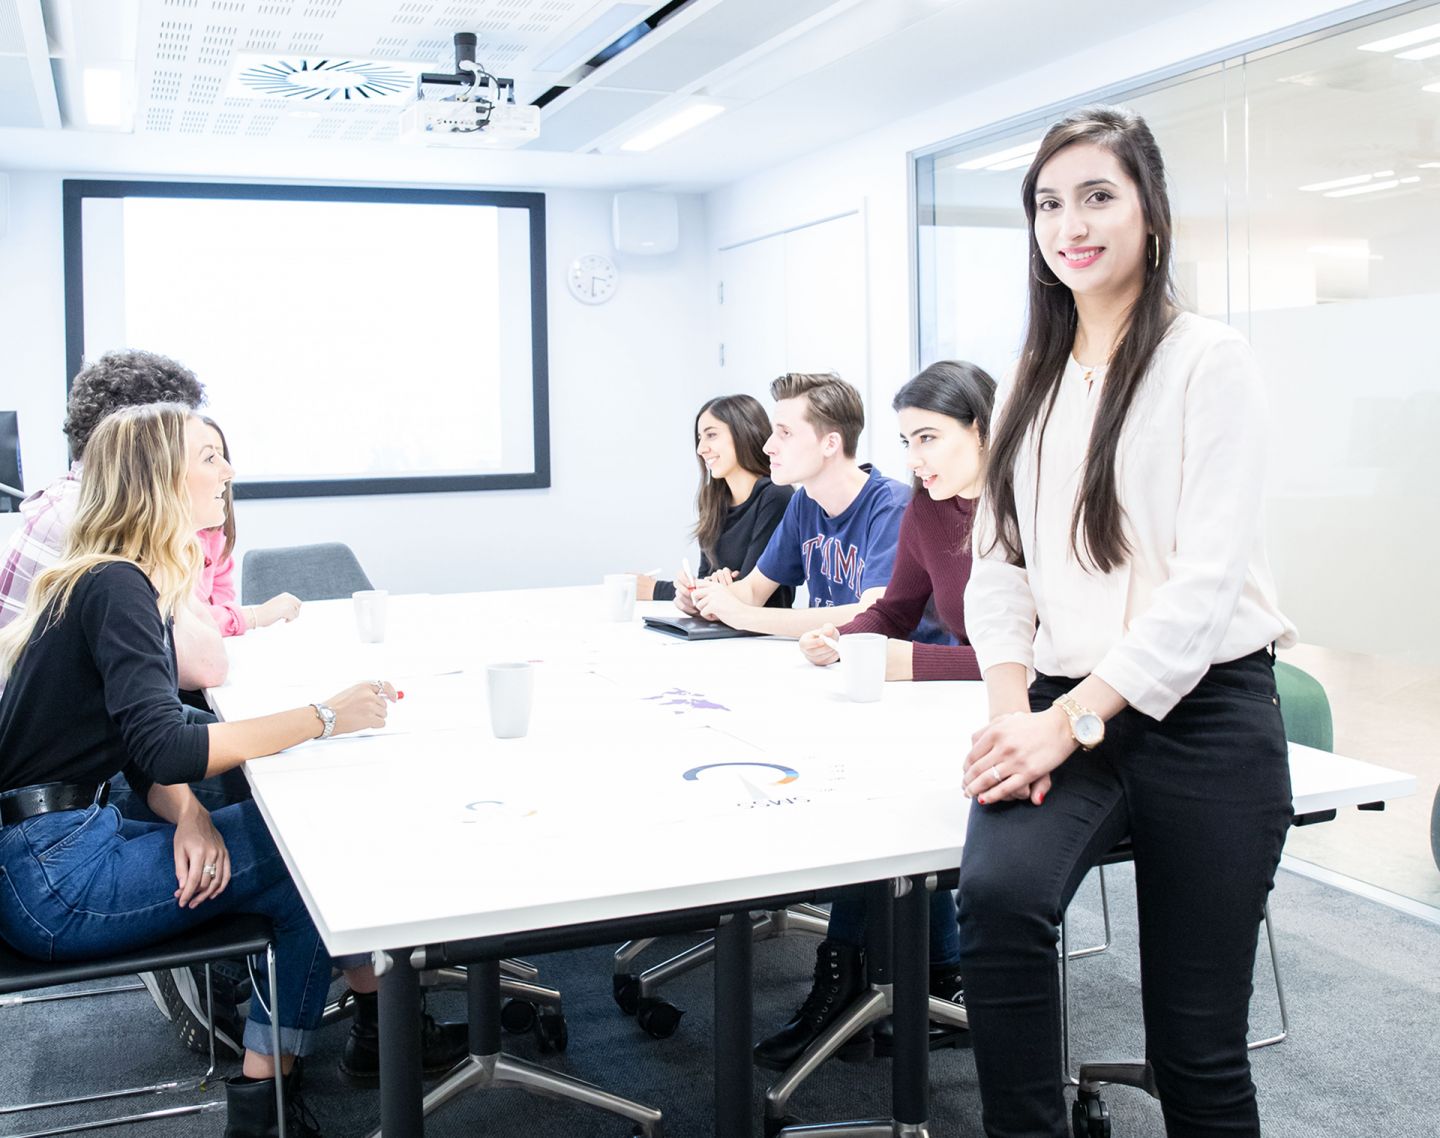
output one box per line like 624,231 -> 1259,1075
398,31 -> 540,149
398,100 -> 540,148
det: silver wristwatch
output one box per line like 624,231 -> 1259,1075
310,702 -> 337,739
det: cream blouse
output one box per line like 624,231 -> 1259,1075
965,311 -> 1296,720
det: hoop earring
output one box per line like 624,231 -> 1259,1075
1149,233 -> 1162,271
1032,256 -> 1060,288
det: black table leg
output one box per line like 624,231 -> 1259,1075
715,910 -> 754,1138
892,876 -> 929,1127
379,953 -> 424,1138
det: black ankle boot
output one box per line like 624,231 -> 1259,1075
338,989 -> 469,1086
873,962 -> 971,1057
224,1069 -> 320,1138
753,939 -> 870,1072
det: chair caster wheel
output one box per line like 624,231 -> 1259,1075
500,998 -> 537,1033
534,1010 -> 569,1054
764,1113 -> 802,1137
613,974 -> 641,1015
635,997 -> 684,1039
1072,1091 -> 1111,1138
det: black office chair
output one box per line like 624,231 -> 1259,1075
0,913 -> 282,1135
611,905 -> 833,1037
240,542 -> 373,605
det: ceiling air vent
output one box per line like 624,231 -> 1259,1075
224,54 -> 425,102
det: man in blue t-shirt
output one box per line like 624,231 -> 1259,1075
690,372 -> 908,638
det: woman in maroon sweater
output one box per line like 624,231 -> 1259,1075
799,359 -> 996,680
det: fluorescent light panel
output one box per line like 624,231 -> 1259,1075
1323,179 -> 1400,198
1396,40 -> 1440,60
1357,21 -> 1440,52
1298,173 -> 1379,192
536,4 -> 650,72
619,103 -> 725,152
957,139 -> 1042,170
83,68 -> 130,127
1424,81 -> 1440,93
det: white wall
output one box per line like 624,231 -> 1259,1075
0,173 -> 714,593
704,0 -> 1368,478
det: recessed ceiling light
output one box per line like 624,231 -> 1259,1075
619,103 -> 725,152
1323,179 -> 1400,198
1396,41 -> 1440,60
1357,22 -> 1440,53
1424,81 -> 1440,94
957,140 -> 1042,171
1399,175 -> 1421,184
1419,162 -> 1440,169
1297,173 -> 1376,192
84,68 -> 132,129
1308,244 -> 1382,260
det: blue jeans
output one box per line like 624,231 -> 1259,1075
825,888 -> 960,967
0,795 -> 342,1057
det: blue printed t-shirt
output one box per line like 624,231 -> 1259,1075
755,465 -> 909,608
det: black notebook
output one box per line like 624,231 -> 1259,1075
642,614 -> 762,641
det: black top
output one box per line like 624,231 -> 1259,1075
653,477 -> 795,609
0,562 -> 210,797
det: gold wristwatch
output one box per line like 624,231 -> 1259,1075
1053,694 -> 1104,750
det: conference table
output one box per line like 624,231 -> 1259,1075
209,586 -> 1416,1137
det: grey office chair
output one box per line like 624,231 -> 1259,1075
240,542 -> 373,605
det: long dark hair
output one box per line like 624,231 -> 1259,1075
893,360 -> 996,495
199,415 -> 236,561
692,394 -> 772,564
982,104 -> 1179,573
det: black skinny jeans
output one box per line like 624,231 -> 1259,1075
957,650 -> 1292,1138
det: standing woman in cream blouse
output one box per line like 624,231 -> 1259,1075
959,104 -> 1296,1138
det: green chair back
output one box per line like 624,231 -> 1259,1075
1274,659 -> 1334,753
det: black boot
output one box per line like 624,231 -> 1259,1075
873,962 -> 971,1057
753,939 -> 870,1072
223,1068 -> 320,1138
338,989 -> 469,1086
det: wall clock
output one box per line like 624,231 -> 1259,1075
568,253 -> 619,304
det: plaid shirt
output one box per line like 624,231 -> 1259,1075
0,463 -> 83,632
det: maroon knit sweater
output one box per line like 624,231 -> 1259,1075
838,491 -> 980,681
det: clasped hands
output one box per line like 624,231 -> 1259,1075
962,705 -> 1076,807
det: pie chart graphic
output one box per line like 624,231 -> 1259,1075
682,762 -> 799,785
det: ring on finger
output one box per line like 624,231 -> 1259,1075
989,766 -> 1002,784
203,864 -> 217,878
372,680 -> 384,694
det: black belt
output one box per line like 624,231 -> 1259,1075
0,781 -> 109,828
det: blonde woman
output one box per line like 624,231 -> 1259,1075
0,404 -> 452,1136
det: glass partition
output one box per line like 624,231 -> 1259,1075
915,3 -> 1440,912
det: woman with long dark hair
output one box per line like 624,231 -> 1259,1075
960,105 -> 1295,1136
638,394 -> 793,610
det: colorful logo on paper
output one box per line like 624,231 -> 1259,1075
682,762 -> 799,785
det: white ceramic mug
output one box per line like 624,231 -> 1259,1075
487,662 -> 534,739
603,573 -> 637,622
841,632 -> 886,703
352,589 -> 389,644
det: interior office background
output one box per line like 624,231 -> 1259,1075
0,0 -> 1435,914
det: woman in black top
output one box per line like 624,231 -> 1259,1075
0,404 -> 402,1135
639,393 -> 793,610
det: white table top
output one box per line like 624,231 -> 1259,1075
211,589 -> 1416,957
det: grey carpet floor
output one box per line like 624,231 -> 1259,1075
3,864 -> 1438,1137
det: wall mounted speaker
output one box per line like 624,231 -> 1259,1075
612,191 -> 678,255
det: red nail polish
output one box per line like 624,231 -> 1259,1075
1037,793 -> 1045,805
397,691 -> 405,700
977,797 -> 987,805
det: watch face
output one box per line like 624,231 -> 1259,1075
1074,712 -> 1104,747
